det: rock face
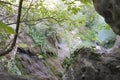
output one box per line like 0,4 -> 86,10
0,73 -> 29,80
63,48 -> 120,80
92,0 -> 120,35
0,47 -> 57,80
16,47 -> 57,80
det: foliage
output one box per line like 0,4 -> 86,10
0,0 -> 116,53
0,21 -> 15,34
79,29 -> 98,41
0,33 -> 9,49
7,60 -> 21,75
18,43 -> 27,49
0,1 -> 118,79
101,37 -> 116,48
81,0 -> 92,4
25,26 -> 48,54
0,21 -> 15,49
0,56 -> 21,75
25,25 -> 60,57
0,0 -> 117,78
0,0 -> 98,46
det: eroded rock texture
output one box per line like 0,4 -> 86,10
16,47 -> 57,80
63,48 -> 120,80
92,0 -> 120,35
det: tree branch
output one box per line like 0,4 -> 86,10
7,17 -> 66,25
21,0 -> 33,20
0,0 -> 23,56
0,15 -> 17,21
0,1 -> 18,7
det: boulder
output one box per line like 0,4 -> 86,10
63,48 -> 120,80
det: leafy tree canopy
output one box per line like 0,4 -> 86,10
0,0 -> 115,54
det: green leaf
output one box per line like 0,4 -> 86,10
0,21 -> 16,34
18,43 -> 27,48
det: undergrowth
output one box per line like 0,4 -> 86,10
0,33 -> 9,49
25,26 -> 58,57
25,26 -> 48,54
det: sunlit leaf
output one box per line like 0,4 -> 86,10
0,21 -> 16,34
18,43 -> 27,48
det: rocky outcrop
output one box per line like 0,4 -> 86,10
16,47 -> 56,80
92,0 -> 120,35
63,48 -> 120,80
0,28 -> 63,80
0,72 -> 53,80
0,47 -> 57,80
